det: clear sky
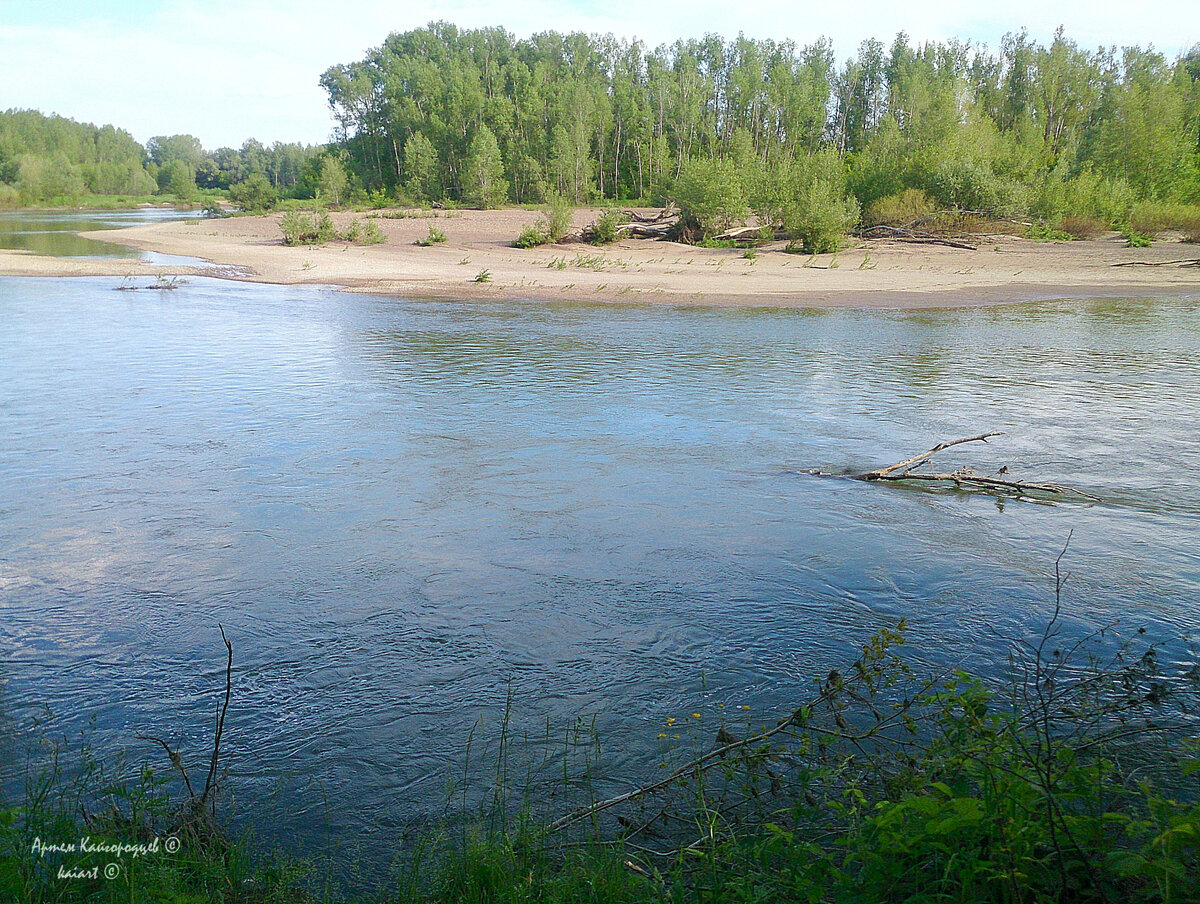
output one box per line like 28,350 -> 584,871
1,0 -> 1196,150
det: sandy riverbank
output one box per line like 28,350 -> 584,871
2,207 -> 1199,307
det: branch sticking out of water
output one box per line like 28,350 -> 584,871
812,432 -> 1097,501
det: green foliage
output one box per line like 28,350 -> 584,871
585,209 -> 625,244
515,193 -> 574,247
404,132 -> 441,201
673,157 -> 749,241
472,269 -> 492,283
280,209 -> 336,245
339,217 -> 384,245
515,224 -> 549,249
781,179 -> 860,254
865,188 -> 935,226
227,172 -> 277,212
742,247 -> 757,261
537,192 -> 573,242
1125,231 -> 1154,247
416,225 -> 448,246
463,126 -> 508,209
1027,222 -> 1074,242
316,156 -> 350,208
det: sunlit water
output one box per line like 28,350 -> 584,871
0,208 -> 201,261
1,275 -> 1198,858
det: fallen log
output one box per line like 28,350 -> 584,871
810,432 -> 1095,500
712,225 -> 767,242
855,224 -> 978,251
1111,258 -> 1200,268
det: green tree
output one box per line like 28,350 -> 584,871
403,132 -> 439,200
317,156 -> 349,207
463,125 -> 508,208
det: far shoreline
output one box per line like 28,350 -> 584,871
1,206 -> 1198,309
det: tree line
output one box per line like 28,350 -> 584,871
322,22 -> 1200,234
0,108 -> 332,208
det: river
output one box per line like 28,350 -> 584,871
1,271 -> 1198,856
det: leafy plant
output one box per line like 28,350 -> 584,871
280,210 -> 336,245
416,225 -> 447,246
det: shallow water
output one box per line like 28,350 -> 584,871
1,276 -> 1198,855
0,207 -> 200,259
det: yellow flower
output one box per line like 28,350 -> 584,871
657,733 -> 666,739
691,713 -> 701,719
666,717 -> 676,725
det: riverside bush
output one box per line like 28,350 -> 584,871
280,209 -> 336,245
781,178 -> 859,253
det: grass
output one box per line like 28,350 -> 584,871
5,567 -> 1199,904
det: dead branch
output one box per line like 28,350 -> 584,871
807,432 -> 1095,500
200,624 -> 233,815
855,224 -> 978,250
1111,259 -> 1200,268
860,432 -> 1003,479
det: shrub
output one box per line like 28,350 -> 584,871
515,192 -> 574,248
1026,222 -> 1074,242
280,210 -> 336,245
537,191 -> 573,242
781,179 -> 860,254
1125,231 -> 1153,248
228,173 -> 277,213
865,188 -> 935,226
673,157 -> 749,242
1058,215 -> 1106,239
416,225 -> 447,246
515,224 -> 548,249
584,209 -> 624,245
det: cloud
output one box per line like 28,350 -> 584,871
1,0 -> 1195,149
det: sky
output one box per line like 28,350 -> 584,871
1,0 -> 1196,150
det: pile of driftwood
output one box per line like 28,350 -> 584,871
815,432 -> 1093,500
854,215 -> 979,250
564,208 -> 766,244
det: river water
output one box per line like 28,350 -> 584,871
1,273 -> 1198,854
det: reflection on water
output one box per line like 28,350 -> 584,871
0,207 -> 199,258
1,278 -> 1198,856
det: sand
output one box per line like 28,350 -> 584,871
2,207 -> 1199,307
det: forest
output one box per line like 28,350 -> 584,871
322,23 -> 1200,243
0,109 -> 325,208
3,23 -> 1200,248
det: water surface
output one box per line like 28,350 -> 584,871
0,207 -> 200,259
1,276 -> 1198,854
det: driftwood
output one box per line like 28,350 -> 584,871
812,432 -> 1093,500
1111,258 -> 1200,268
855,223 -> 978,251
575,208 -> 680,243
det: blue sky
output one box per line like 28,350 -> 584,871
1,0 -> 1196,149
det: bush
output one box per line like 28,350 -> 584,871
416,225 -> 447,246
515,192 -> 574,248
673,157 -> 749,242
1058,215 -> 1107,239
514,224 -> 546,248
280,209 -> 336,245
781,179 -> 860,254
584,209 -> 624,245
1026,222 -> 1074,242
865,188 -> 935,226
347,218 -> 384,245
228,173 -> 277,213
